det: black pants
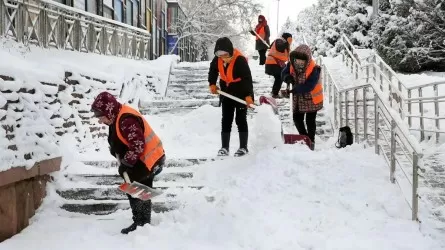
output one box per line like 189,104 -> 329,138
258,49 -> 267,65
272,74 -> 283,96
293,111 -> 317,143
127,174 -> 154,225
221,100 -> 248,149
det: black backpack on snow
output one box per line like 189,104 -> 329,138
335,126 -> 353,148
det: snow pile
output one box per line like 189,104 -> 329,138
0,38 -> 178,171
1,141 -> 444,249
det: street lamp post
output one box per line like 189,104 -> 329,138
276,0 -> 280,35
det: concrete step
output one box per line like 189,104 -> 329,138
61,201 -> 176,215
57,186 -> 203,200
81,158 -> 221,169
66,172 -> 193,185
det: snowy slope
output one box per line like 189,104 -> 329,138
0,38 -> 178,171
0,107 -> 443,249
1,57 -> 444,249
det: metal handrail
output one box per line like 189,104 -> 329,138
319,55 -> 423,221
1,0 -> 151,59
339,34 -> 445,141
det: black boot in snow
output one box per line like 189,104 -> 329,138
218,132 -> 231,156
234,148 -> 248,157
121,223 -> 138,234
217,148 -> 229,156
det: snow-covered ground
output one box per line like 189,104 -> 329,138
1,43 -> 445,248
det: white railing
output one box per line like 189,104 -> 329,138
319,56 -> 423,221
339,34 -> 445,142
1,0 -> 151,59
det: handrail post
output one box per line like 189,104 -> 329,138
412,153 -> 419,221
375,94 -> 380,155
390,120 -> 396,183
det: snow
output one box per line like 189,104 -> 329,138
0,38 -> 178,171
1,37 -> 445,249
1,109 -> 444,249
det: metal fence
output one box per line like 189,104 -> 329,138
339,34 -> 445,142
1,0 -> 152,59
319,55 -> 423,221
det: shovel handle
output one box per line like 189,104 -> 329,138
217,90 -> 256,109
123,171 -> 131,183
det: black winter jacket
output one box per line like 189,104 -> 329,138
208,55 -> 254,107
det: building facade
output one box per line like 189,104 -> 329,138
54,0 -> 197,61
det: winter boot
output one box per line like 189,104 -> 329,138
234,148 -> 248,157
218,132 -> 231,156
234,132 -> 249,157
217,148 -> 229,156
121,223 -> 138,234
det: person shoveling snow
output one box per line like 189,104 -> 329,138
91,91 -> 165,234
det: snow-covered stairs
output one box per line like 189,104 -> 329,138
140,63 -> 219,115
58,158 -> 217,215
57,63 -> 219,216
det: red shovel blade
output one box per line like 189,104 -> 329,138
118,182 -> 163,201
283,134 -> 312,149
259,96 -> 279,114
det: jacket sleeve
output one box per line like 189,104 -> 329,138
281,63 -> 291,82
236,56 -> 254,98
265,25 -> 271,45
119,115 -> 145,166
208,56 -> 219,85
292,67 -> 321,94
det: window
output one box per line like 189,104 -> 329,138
74,0 -> 86,11
104,0 -> 114,19
140,0 -> 146,28
133,0 -> 138,27
126,0 -> 133,25
114,0 -> 123,22
87,0 -> 97,14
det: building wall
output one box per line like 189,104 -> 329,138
63,0 -> 197,61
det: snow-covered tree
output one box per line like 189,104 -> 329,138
409,0 -> 445,71
170,0 -> 262,60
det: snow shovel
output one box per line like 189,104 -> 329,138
251,29 -> 270,49
217,90 -> 257,109
282,92 -> 312,149
118,171 -> 164,201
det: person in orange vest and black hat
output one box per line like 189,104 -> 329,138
249,15 -> 270,65
265,32 -> 292,98
91,91 -> 165,234
281,44 -> 323,150
208,37 -> 254,157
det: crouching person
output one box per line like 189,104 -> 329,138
91,91 -> 165,234
281,45 -> 323,150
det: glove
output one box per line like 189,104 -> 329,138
209,84 -> 219,94
118,164 -> 133,179
283,75 -> 294,84
245,96 -> 254,108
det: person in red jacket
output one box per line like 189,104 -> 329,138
208,37 -> 254,157
91,92 -> 165,234
250,15 -> 270,65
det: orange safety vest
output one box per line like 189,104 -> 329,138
265,38 -> 289,65
116,104 -> 164,171
290,59 -> 324,105
217,48 -> 245,87
256,26 -> 266,40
